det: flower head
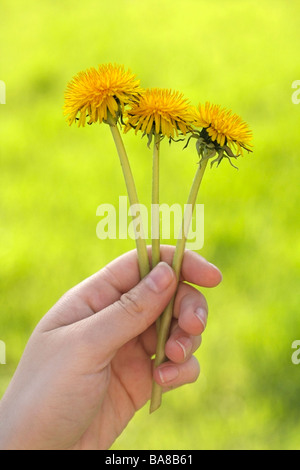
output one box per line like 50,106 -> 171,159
190,102 -> 253,167
64,64 -> 141,127
125,88 -> 192,142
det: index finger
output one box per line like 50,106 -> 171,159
85,245 -> 222,302
49,246 -> 222,326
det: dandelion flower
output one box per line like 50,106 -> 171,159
125,88 -> 192,141
64,64 -> 142,127
64,64 -> 149,278
191,102 -> 253,167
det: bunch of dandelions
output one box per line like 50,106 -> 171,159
64,63 -> 253,414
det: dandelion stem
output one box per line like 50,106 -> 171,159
152,133 -> 161,269
109,122 -> 150,279
152,134 -> 161,331
150,159 -> 208,413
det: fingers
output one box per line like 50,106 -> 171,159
146,282 -> 206,391
162,283 -> 206,364
140,282 -> 208,357
44,245 -> 221,333
157,246 -> 222,288
165,326 -> 202,363
173,282 -> 208,327
153,356 -> 200,390
104,245 -> 222,290
75,246 -> 222,315
79,262 -> 178,358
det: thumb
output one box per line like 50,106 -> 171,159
82,262 -> 177,356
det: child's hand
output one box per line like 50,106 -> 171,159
0,246 -> 222,450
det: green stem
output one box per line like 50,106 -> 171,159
109,122 -> 150,279
150,159 -> 208,413
152,133 -> 161,269
152,134 -> 161,332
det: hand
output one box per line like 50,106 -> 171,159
0,246 -> 222,450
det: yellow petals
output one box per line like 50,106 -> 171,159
63,64 -> 141,127
191,102 -> 253,155
63,63 -> 253,169
125,88 -> 192,139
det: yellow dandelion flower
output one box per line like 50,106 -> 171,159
192,102 -> 253,155
125,88 -> 192,140
64,64 -> 141,127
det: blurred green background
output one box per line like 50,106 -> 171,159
1,0 -> 300,450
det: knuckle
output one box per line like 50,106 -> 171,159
118,290 -> 144,318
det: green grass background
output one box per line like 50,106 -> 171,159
1,0 -> 300,450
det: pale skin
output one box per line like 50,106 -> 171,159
0,246 -> 222,450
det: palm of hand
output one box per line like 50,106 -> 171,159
71,335 -> 153,450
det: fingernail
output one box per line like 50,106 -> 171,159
176,337 -> 193,359
145,262 -> 174,293
158,365 -> 179,384
195,307 -> 207,330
